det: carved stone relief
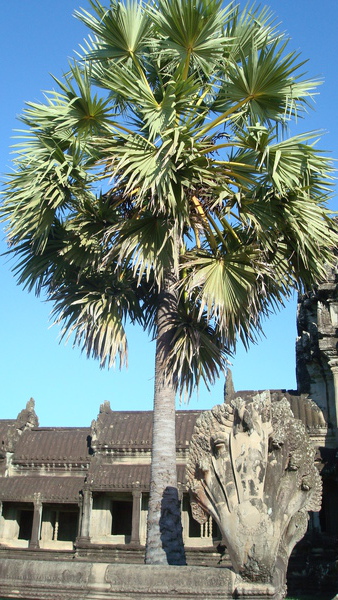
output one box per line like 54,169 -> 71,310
187,392 -> 322,598
296,258 -> 338,429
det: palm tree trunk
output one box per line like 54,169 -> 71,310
145,279 -> 186,565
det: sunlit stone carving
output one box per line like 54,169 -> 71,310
187,392 -> 322,598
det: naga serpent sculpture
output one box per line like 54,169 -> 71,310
186,392 -> 322,597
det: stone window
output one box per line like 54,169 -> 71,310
139,493 -> 149,545
40,504 -> 78,548
319,480 -> 338,536
51,509 -> 78,542
186,501 -> 201,538
90,492 -> 133,544
111,500 -> 132,537
182,494 -> 221,547
18,508 -> 34,540
0,502 -> 33,547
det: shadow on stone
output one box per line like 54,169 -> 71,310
159,486 -> 186,565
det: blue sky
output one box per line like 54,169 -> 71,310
1,0 -> 337,427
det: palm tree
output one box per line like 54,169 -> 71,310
1,0 -> 337,565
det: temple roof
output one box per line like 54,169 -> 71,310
0,396 -> 329,503
12,427 -> 91,464
87,463 -> 186,491
91,410 -> 201,450
0,396 -> 328,465
0,476 -> 84,503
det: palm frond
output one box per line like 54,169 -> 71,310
223,2 -> 280,61
76,0 -> 153,63
150,0 -> 230,77
53,285 -> 129,369
160,302 -> 230,398
216,41 -> 319,128
181,245 -> 269,343
105,214 -> 178,289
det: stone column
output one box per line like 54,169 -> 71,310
77,488 -> 92,543
29,496 -> 42,549
130,490 -> 142,545
328,359 -> 338,431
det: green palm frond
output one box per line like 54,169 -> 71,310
53,284 -> 129,369
50,64 -> 114,135
182,245 -> 266,339
102,133 -> 184,214
262,132 -> 334,193
223,3 -> 280,61
76,0 -> 153,63
150,0 -> 230,77
160,302 -> 230,398
216,41 -> 318,128
106,213 -> 178,288
9,226 -> 144,369
93,61 -> 178,140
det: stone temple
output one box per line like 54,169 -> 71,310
0,261 -> 337,598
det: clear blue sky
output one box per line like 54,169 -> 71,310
0,1 -> 337,426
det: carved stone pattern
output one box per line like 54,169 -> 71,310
296,257 -> 338,425
186,392 -> 322,597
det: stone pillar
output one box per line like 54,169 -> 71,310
77,489 -> 92,543
328,359 -> 338,431
29,496 -> 42,549
130,490 -> 142,545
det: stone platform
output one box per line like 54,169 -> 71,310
0,558 -> 279,599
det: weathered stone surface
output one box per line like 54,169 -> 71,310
187,392 -> 322,599
0,557 -> 287,599
105,563 -> 235,597
0,558 -> 238,599
234,579 -> 277,598
296,257 -> 338,430
4,398 -> 39,453
0,558 -> 92,599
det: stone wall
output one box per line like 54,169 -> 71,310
0,558 -> 241,600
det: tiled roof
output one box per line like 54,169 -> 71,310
91,410 -> 201,450
0,420 -> 15,436
0,476 -> 84,503
0,396 -> 327,469
176,411 -> 201,449
88,463 -> 187,491
92,411 -> 153,449
13,427 -> 91,464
